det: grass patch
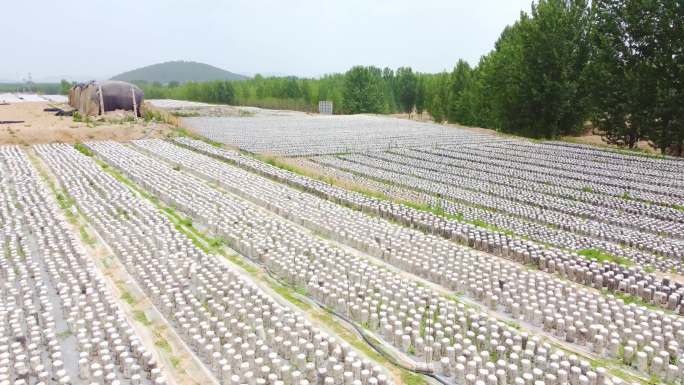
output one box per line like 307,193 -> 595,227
120,290 -> 136,305
400,371 -> 425,385
72,111 -> 91,123
73,143 -> 94,157
142,109 -> 165,123
179,216 -> 192,227
269,282 -> 313,311
101,255 -> 114,269
673,204 -> 684,212
116,281 -> 137,305
155,338 -> 172,352
578,249 -> 633,266
108,115 -> 137,124
152,325 -> 172,352
582,186 -> 594,193
116,207 -> 130,220
466,218 -> 516,236
503,319 -> 522,330
171,111 -> 201,118
224,253 -> 259,274
55,192 -> 73,209
170,356 -> 182,369
403,200 -> 464,221
79,225 -> 96,245
208,237 -> 224,249
54,191 -> 77,223
56,330 -> 72,339
173,127 -> 223,147
50,191 -> 76,220
133,310 -> 152,326
611,291 -> 648,307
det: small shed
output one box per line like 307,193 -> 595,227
318,100 -> 333,115
70,80 -> 144,116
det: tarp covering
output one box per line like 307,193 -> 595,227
69,80 -> 144,116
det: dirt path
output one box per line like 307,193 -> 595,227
390,112 -> 662,154
0,102 -> 173,145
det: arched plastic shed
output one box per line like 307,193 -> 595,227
70,80 -> 144,116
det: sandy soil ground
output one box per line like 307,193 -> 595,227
390,112 -> 532,138
0,102 -> 174,145
560,134 -> 658,153
391,112 -> 661,153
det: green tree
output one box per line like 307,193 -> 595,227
483,0 -> 591,137
59,79 -> 72,95
381,68 -> 398,112
342,66 -> 385,114
415,76 -> 426,116
395,67 -> 418,116
283,77 -> 302,99
591,0 -> 683,155
425,72 -> 450,122
446,60 -> 472,123
431,93 -> 446,123
589,0 -> 646,148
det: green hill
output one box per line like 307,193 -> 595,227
111,61 -> 248,84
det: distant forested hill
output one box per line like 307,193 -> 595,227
111,61 -> 248,84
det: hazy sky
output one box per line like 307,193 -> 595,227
2,0 -> 532,81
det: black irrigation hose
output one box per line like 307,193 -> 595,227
255,263 -> 452,385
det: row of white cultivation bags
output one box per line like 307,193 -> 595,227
320,151 -> 683,258
183,114 -> 503,156
86,139 -> 683,384
167,137 -> 684,383
379,146 -> 682,222
0,146 -> 165,385
34,143 -> 391,385
310,152 -> 684,274
171,137 -> 684,313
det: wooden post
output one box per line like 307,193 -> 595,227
98,85 -> 105,116
131,87 -> 138,117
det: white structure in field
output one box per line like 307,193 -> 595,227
318,100 -> 333,115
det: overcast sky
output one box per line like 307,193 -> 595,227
1,0 -> 532,82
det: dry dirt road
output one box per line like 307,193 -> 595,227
391,112 -> 660,154
0,101 -> 174,145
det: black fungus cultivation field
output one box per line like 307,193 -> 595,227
3,109 -> 684,385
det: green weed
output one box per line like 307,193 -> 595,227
133,310 -> 152,326
79,225 -> 96,245
577,249 -> 633,266
171,111 -> 200,117
170,356 -> 181,368
73,143 -> 94,157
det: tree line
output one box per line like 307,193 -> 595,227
130,0 -> 682,155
